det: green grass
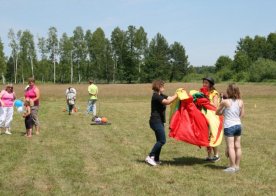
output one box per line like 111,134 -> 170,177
0,83 -> 275,195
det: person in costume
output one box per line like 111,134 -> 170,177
0,84 -> 16,135
24,78 -> 40,135
216,83 -> 244,173
145,80 -> 178,166
202,77 -> 221,162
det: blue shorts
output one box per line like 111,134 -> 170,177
224,125 -> 242,137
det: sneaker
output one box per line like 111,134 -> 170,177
211,156 -> 220,162
145,156 -> 157,166
235,167 -> 240,172
223,167 -> 236,173
205,157 -> 213,161
5,130 -> 12,135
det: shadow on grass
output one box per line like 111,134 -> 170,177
204,164 -> 226,170
137,156 -> 215,166
137,156 -> 227,169
161,156 -> 206,166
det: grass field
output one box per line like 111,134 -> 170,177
0,83 -> 275,195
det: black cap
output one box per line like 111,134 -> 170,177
202,77 -> 215,85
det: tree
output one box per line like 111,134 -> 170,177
249,58 -> 276,82
233,51 -> 251,72
111,27 -> 125,82
0,38 -> 6,84
47,27 -> 59,83
142,33 -> 170,82
90,28 -> 107,80
19,30 -> 36,83
72,26 -> 87,83
267,32 -> 276,61
59,33 -> 73,83
37,36 -> 50,82
168,42 -> 189,82
123,25 -> 138,83
134,27 -> 148,82
8,29 -> 21,83
215,56 -> 233,71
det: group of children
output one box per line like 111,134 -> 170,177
146,78 -> 244,173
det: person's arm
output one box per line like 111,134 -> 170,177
216,100 -> 226,115
239,100 -> 245,118
162,93 -> 178,105
33,87 -> 40,101
0,91 -> 5,106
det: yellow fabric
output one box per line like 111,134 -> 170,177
176,88 -> 189,100
169,88 -> 189,122
202,109 -> 223,147
88,84 -> 98,100
209,90 -> 219,103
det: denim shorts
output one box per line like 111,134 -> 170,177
224,124 -> 242,137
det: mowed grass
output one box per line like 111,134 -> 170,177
0,83 -> 275,195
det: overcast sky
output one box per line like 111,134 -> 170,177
0,0 -> 275,66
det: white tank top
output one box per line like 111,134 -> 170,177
223,99 -> 241,128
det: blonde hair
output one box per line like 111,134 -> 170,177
24,99 -> 31,106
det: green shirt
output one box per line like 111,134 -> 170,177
88,84 -> 98,100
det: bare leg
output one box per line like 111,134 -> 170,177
35,125 -> 40,135
27,129 -> 32,137
213,147 -> 219,157
207,147 -> 212,158
225,136 -> 236,167
234,136 -> 242,169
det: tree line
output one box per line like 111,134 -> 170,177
192,32 -> 276,82
0,26 -> 275,84
0,26 -> 189,84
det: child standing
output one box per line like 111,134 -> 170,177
23,100 -> 33,138
216,83 -> 245,173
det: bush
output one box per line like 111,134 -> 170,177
249,58 -> 276,82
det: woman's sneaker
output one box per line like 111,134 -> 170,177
223,167 -> 236,173
5,130 -> 12,135
145,156 -> 157,166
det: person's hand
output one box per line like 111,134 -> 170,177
30,100 -> 34,106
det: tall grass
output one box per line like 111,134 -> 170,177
0,83 -> 275,195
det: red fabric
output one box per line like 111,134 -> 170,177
169,96 -> 210,147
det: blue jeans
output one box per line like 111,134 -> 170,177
87,99 -> 97,116
149,121 -> 166,161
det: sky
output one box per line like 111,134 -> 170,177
0,0 -> 275,66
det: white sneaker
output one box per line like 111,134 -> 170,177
145,156 -> 157,166
5,130 -> 12,135
223,167 -> 236,173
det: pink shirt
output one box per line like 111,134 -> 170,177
25,85 -> 39,106
0,90 -> 16,107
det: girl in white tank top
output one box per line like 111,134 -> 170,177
216,83 -> 245,173
223,99 -> 242,128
